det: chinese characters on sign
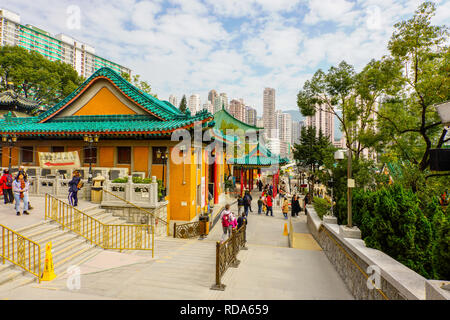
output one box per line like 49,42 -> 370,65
38,152 -> 81,169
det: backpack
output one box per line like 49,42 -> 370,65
222,211 -> 231,227
5,175 -> 13,187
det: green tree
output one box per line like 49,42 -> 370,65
0,45 -> 83,106
377,2 -> 450,173
121,72 -> 158,99
293,126 -> 335,193
179,94 -> 187,113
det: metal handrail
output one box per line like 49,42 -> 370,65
173,221 -> 206,239
102,188 -> 170,236
211,224 -> 247,290
1,224 -> 41,283
45,194 -> 154,256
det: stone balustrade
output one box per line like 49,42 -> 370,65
305,205 -> 449,300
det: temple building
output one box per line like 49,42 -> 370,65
0,67 -> 221,222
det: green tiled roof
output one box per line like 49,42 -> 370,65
38,67 -> 188,122
0,90 -> 39,113
0,67 -> 214,136
229,143 -> 289,167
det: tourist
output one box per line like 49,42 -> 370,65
257,196 -> 264,214
220,204 -> 233,242
237,195 -> 244,216
282,196 -> 289,219
0,169 -> 14,204
12,173 -> 29,216
68,171 -> 81,207
292,194 -> 301,217
243,190 -> 252,216
237,212 -> 248,230
266,193 -> 273,217
16,166 -> 33,210
231,213 -> 238,231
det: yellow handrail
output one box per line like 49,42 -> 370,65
1,224 -> 41,283
102,188 -> 170,236
45,194 -> 154,256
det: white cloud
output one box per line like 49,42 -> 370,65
304,0 -> 358,26
1,0 -> 448,115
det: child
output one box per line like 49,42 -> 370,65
282,197 -> 289,219
257,196 -> 264,214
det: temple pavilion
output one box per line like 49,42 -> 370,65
0,67 -> 220,222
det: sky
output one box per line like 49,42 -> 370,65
2,0 -> 450,117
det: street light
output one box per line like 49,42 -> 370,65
2,135 -> 17,171
84,134 -> 99,184
157,148 -> 169,198
334,148 -> 354,228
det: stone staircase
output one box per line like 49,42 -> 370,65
0,205 -> 128,291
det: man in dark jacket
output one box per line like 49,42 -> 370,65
243,191 -> 252,216
68,171 -> 81,207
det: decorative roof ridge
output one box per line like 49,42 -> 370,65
37,67 -> 185,123
214,107 -> 263,131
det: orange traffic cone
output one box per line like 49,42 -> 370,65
283,223 -> 288,236
41,242 -> 56,281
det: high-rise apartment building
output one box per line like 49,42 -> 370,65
263,88 -> 276,138
229,99 -> 245,122
276,111 -> 292,157
306,104 -> 334,143
0,8 -> 131,78
219,93 -> 228,110
208,90 -> 218,107
292,120 -> 305,145
202,101 -> 214,114
169,94 -> 177,107
245,106 -> 257,126
188,94 -> 201,114
213,95 -> 224,113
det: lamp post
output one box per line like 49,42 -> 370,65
2,135 -> 18,171
83,134 -> 99,184
157,148 -> 169,197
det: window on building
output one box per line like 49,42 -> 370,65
152,147 -> 167,165
84,147 -> 97,164
117,147 -> 131,164
51,146 -> 65,153
22,146 -> 34,164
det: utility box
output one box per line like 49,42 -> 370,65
91,175 -> 106,203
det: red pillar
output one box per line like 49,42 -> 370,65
250,169 -> 253,191
214,155 -> 219,204
243,169 -> 247,191
240,167 -> 244,197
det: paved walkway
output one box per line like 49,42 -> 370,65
0,193 -> 353,300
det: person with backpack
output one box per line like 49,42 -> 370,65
243,191 -> 252,216
220,204 -> 234,242
68,171 -> 82,207
12,173 -> 29,216
0,169 -> 14,204
266,194 -> 273,217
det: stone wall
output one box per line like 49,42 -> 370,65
305,205 -> 442,300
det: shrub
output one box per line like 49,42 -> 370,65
354,184 -> 436,279
313,197 -> 331,219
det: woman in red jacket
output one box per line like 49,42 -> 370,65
0,169 -> 14,204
